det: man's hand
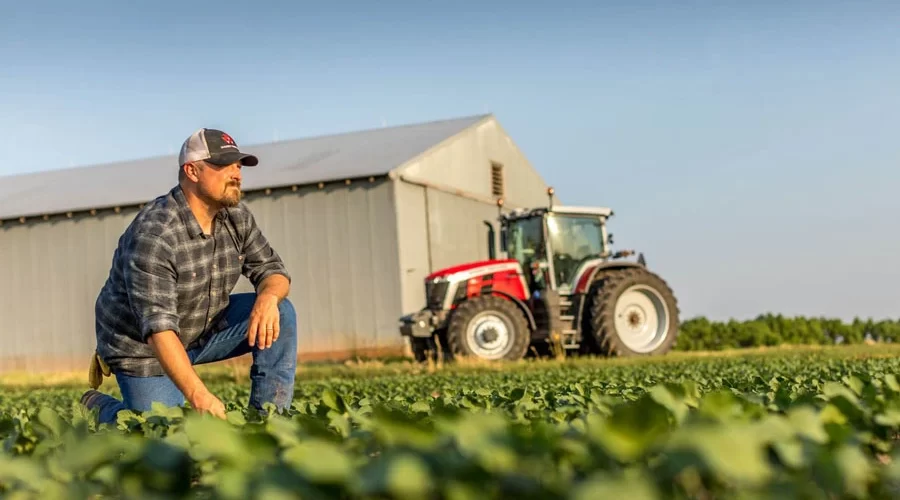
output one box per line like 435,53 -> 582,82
188,387 -> 227,419
248,275 -> 290,349
248,292 -> 281,349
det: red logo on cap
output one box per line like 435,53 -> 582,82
222,133 -> 235,145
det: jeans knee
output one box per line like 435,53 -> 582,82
278,298 -> 297,326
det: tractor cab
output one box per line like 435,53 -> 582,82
497,198 -> 614,296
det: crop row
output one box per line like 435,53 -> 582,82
3,347 -> 900,498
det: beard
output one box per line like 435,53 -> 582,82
199,182 -> 242,208
220,183 -> 243,207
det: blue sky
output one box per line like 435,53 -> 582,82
2,1 -> 898,322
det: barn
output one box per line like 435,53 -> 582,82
0,113 -> 554,373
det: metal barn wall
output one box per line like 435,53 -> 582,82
392,181 -> 432,317
397,115 -> 552,208
0,209 -> 137,373
238,179 -> 404,359
0,179 -> 405,373
422,188 -> 501,271
393,117 -> 552,317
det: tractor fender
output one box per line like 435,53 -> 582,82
584,260 -> 645,285
482,290 -> 537,331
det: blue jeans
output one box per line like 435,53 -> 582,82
87,293 -> 298,424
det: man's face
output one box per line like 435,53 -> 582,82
192,160 -> 243,207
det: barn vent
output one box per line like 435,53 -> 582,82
490,161 -> 505,198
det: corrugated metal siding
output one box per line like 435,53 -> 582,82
239,180 -> 403,355
392,182 -> 431,315
423,190 -> 499,272
0,180 -> 404,373
0,211 -> 136,372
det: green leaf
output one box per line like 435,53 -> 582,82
666,423 -> 773,486
386,453 -> 432,498
697,389 -> 745,422
226,410 -> 247,426
265,414 -> 302,448
282,439 -> 352,483
410,401 -> 430,413
36,407 -> 65,438
786,406 -> 829,444
588,394 -> 671,462
843,375 -> 865,397
572,470 -> 660,500
358,452 -> 433,498
321,389 -> 346,413
874,409 -> 900,427
183,414 -> 246,464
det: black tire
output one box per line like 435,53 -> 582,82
578,268 -> 619,356
585,267 -> 679,356
445,295 -> 531,361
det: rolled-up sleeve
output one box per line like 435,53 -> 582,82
122,230 -> 180,340
240,211 -> 291,289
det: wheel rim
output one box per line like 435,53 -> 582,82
465,312 -> 513,359
613,284 -> 670,353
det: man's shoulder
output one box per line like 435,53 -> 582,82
128,190 -> 182,239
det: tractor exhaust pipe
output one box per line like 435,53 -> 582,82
484,220 -> 496,260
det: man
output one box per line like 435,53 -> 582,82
81,128 -> 297,424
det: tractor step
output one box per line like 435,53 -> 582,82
561,329 -> 579,349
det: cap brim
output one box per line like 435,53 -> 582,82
206,151 -> 259,167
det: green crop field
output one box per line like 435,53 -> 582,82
4,345 -> 900,499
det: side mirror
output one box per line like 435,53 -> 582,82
608,233 -> 614,245
499,226 -> 508,252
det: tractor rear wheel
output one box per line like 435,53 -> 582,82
585,267 -> 679,356
445,295 -> 531,361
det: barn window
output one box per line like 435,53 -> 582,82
490,161 -> 505,198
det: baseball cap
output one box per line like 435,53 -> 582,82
178,128 -> 259,167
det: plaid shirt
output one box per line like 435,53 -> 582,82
94,185 -> 291,377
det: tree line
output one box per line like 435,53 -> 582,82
674,314 -> 900,351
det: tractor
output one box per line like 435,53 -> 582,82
398,187 -> 680,362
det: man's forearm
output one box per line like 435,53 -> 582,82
257,273 -> 290,301
147,330 -> 209,403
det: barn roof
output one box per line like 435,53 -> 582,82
0,113 -> 491,221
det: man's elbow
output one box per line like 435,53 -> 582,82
258,272 -> 291,297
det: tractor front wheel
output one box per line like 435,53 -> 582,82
445,295 -> 531,361
586,267 -> 679,356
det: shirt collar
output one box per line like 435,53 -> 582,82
172,185 -> 206,239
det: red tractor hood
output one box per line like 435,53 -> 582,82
425,259 -> 520,281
